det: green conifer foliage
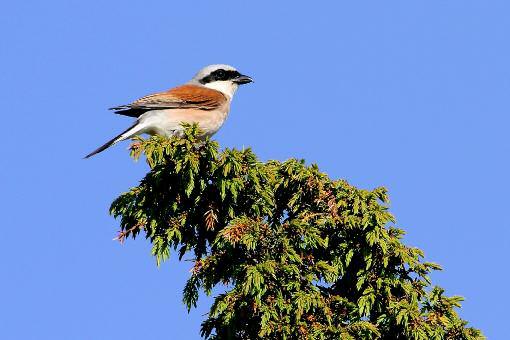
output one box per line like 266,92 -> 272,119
110,125 -> 484,339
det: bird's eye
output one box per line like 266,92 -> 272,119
216,69 -> 226,79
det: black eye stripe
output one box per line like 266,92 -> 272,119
200,69 -> 241,84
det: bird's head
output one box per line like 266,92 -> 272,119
190,64 -> 253,98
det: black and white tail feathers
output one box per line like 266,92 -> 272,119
84,122 -> 141,158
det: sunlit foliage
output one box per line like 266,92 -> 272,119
110,125 -> 483,339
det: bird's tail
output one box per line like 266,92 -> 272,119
84,122 -> 144,158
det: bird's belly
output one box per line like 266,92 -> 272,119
201,115 -> 226,136
139,109 -> 228,137
145,125 -> 174,137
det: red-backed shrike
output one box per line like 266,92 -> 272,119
85,64 -> 253,158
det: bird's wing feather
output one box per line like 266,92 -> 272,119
110,85 -> 227,117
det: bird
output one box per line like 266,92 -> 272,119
84,64 -> 253,158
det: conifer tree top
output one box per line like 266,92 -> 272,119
110,125 -> 484,339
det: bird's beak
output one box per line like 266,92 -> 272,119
233,74 -> 253,85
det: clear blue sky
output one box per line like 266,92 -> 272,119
1,1 -> 508,339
